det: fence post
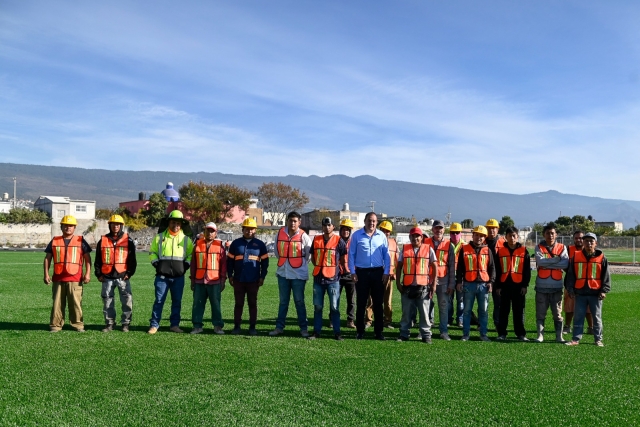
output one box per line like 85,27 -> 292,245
634,237 -> 636,265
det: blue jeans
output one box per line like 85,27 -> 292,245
192,283 -> 223,328
276,276 -> 308,331
400,291 -> 431,339
313,281 -> 341,334
448,288 -> 464,324
150,275 -> 185,328
462,282 -> 489,336
573,294 -> 603,342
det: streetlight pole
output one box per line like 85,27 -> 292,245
13,177 -> 16,209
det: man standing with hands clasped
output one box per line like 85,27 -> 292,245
348,212 -> 391,340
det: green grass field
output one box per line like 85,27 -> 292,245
1,251 -> 639,426
599,249 -> 639,264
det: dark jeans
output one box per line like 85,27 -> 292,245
233,281 -> 260,328
340,279 -> 356,322
492,291 -> 501,329
355,267 -> 384,335
497,286 -> 526,337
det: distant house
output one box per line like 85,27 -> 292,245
119,192 -> 149,215
0,201 -> 10,213
338,203 -> 368,228
595,221 -> 624,232
34,196 -> 96,221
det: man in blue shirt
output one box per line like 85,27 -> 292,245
226,218 -> 269,336
348,212 -> 391,340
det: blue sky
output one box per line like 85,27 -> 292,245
1,1 -> 639,199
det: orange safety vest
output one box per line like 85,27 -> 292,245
194,239 -> 222,281
462,244 -> 490,282
52,235 -> 83,276
100,234 -> 129,275
573,251 -> 603,290
312,234 -> 341,278
498,245 -> 526,283
452,240 -> 464,271
388,238 -> 398,276
568,245 -> 579,260
402,243 -> 432,286
425,238 -> 451,278
537,243 -> 565,281
276,228 -> 305,268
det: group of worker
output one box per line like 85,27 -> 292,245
42,210 -> 610,346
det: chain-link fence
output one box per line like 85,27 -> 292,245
525,234 -> 637,264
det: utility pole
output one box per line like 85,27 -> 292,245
445,206 -> 451,226
369,201 -> 376,213
13,177 -> 16,209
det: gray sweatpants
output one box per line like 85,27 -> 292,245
101,278 -> 133,326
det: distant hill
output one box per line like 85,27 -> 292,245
2,162 -> 639,227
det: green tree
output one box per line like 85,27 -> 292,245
498,215 -> 515,234
4,208 -> 51,224
141,192 -> 168,227
179,181 -> 252,225
461,218 -> 474,229
257,182 -> 309,226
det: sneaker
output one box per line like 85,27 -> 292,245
364,322 -> 372,329
328,322 -> 333,329
457,320 -> 463,327
190,328 -> 203,335
122,325 -> 130,333
169,326 -> 184,333
346,320 -> 356,329
517,336 -> 529,342
497,335 -> 506,341
213,326 -> 225,335
356,333 -> 364,340
384,323 -> 395,329
397,336 -> 409,342
595,341 -> 604,347
562,326 -> 571,334
300,330 -> 310,338
480,335 -> 491,342
375,334 -> 386,341
422,336 -> 432,344
586,327 -> 594,335
231,327 -> 242,335
534,335 -> 544,343
102,324 -> 114,333
307,332 -> 320,340
269,328 -> 284,336
249,328 -> 258,336
147,327 -> 158,334
565,340 -> 580,346
50,328 -> 60,333
334,334 -> 344,341
440,333 -> 451,341
461,335 -> 469,341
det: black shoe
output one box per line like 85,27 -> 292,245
422,336 -> 432,344
334,334 -> 344,341
307,332 -> 321,340
101,324 -> 114,333
375,334 -> 386,341
356,333 -> 364,340
397,336 -> 409,342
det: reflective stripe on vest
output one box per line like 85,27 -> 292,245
312,234 -> 340,278
388,238 -> 398,275
574,251 -> 603,290
52,235 -> 83,276
157,233 -> 189,261
537,243 -> 565,281
498,246 -> 526,283
462,244 -> 490,282
276,228 -> 305,268
101,234 -> 129,275
425,238 -> 450,278
194,239 -> 222,281
402,243 -> 431,286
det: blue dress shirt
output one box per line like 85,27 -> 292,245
348,228 -> 391,274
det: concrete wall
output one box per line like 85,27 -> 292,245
0,219 -> 110,247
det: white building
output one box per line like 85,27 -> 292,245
339,203 -> 366,228
34,196 -> 96,221
0,201 -> 10,213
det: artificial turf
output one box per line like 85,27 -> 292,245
0,251 -> 638,426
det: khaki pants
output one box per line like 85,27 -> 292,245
365,278 -> 393,325
535,291 -> 563,323
50,281 -> 84,330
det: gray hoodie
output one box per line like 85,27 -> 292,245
535,241 -> 568,292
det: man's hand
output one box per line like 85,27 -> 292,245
520,287 -> 527,296
598,292 -> 606,300
352,274 -> 358,283
258,278 -> 264,287
456,283 -> 462,292
228,277 -> 234,287
82,274 -> 90,284
446,288 -> 454,296
97,275 -> 105,283
44,275 -> 52,285
487,283 -> 492,293
382,274 -> 390,286
495,289 -> 501,296
427,285 -> 434,300
568,291 -> 575,299
396,283 -> 404,294
221,282 -> 226,292
190,283 -> 195,291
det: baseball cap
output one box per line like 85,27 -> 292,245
432,219 -> 444,228
322,217 -> 333,226
583,232 -> 597,241
205,222 -> 217,230
409,227 -> 423,235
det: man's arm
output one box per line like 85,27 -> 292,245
94,240 -> 103,280
565,258 -> 576,295
522,250 -> 531,288
396,259 -> 404,294
82,253 -> 91,284
486,250 -> 495,292
600,256 -> 611,295
126,238 -> 137,278
446,244 -> 456,290
302,233 -> 312,262
43,253 -> 53,285
259,241 -> 269,285
348,231 -> 358,277
456,248 -> 465,289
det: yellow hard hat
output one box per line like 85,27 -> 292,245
60,215 -> 77,226
339,218 -> 354,229
473,225 -> 488,236
449,222 -> 462,232
379,220 -> 393,232
108,214 -> 125,225
485,218 -> 499,228
168,210 -> 185,220
242,218 -> 257,228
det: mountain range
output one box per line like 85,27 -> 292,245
1,162 -> 639,228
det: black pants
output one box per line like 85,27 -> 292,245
492,292 -> 501,329
340,278 -> 356,322
497,285 -> 526,337
355,267 -> 385,335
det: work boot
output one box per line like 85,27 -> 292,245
346,320 -> 356,329
534,321 -> 544,343
102,324 -> 114,333
169,326 -> 184,333
554,321 -> 566,343
122,325 -> 130,333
